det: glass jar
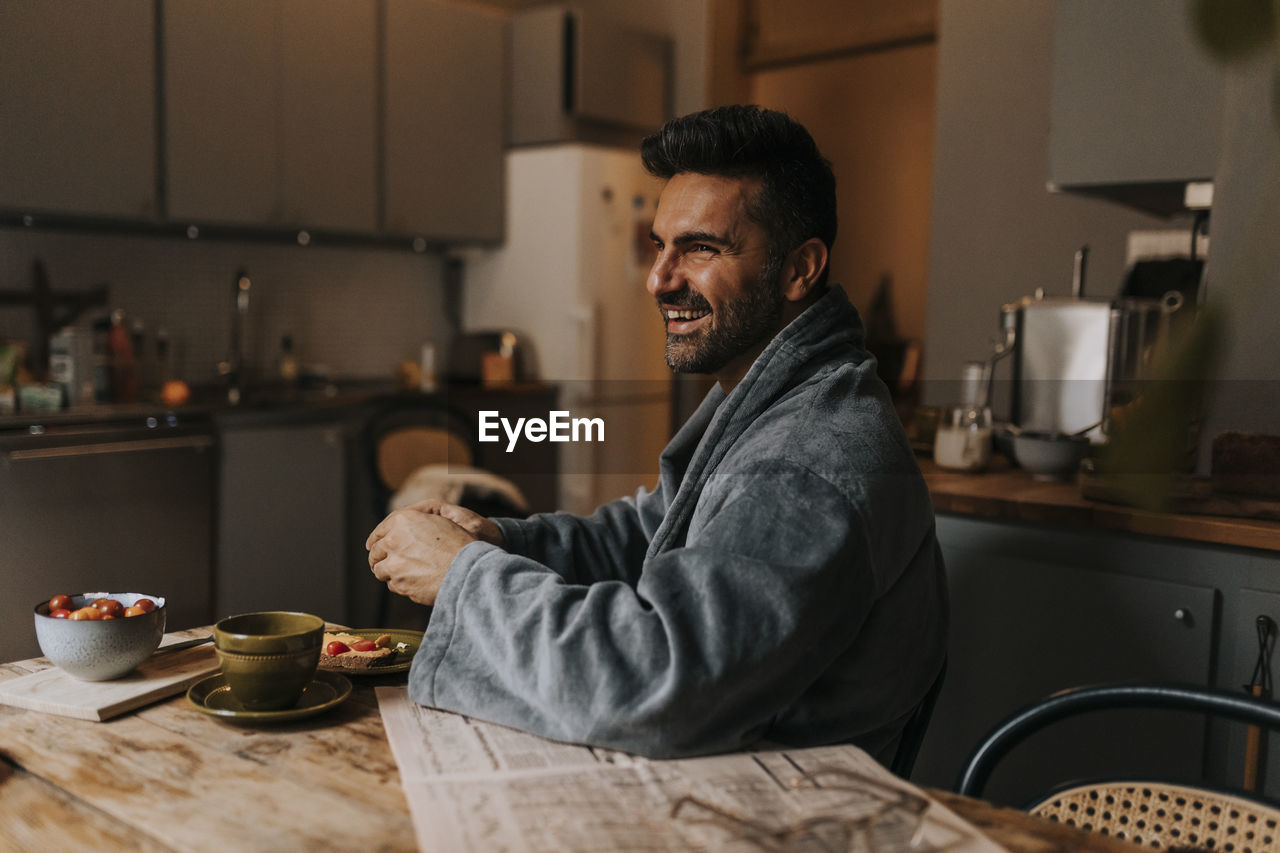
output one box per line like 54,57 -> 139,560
934,405 -> 993,472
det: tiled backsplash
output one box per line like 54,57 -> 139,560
0,228 -> 452,389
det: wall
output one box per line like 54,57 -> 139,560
922,0 -> 1183,405
752,42 -> 937,345
0,230 -> 448,390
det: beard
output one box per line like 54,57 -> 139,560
662,253 -> 786,375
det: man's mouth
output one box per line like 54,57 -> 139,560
663,305 -> 711,334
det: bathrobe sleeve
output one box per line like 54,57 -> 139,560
489,483 -> 667,587
408,460 -> 878,759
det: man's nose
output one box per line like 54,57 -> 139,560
647,250 -> 679,298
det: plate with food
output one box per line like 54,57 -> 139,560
318,628 -> 422,676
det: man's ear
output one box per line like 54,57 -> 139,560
781,238 -> 829,302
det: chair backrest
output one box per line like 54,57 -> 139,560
363,395 -> 479,512
956,683 -> 1280,851
890,658 -> 947,778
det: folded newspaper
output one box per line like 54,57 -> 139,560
377,687 -> 1006,852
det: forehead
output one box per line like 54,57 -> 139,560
653,173 -> 763,236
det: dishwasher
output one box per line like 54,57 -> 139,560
0,414 -> 216,663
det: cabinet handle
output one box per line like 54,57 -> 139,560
1174,608 -> 1192,624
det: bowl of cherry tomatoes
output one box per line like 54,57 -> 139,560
34,593 -> 166,681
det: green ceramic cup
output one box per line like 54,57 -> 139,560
213,611 -> 324,710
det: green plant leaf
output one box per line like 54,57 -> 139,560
1190,0 -> 1277,60
1095,305 -> 1223,511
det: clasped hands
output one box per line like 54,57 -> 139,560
366,500 -> 502,606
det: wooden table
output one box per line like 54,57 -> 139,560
0,649 -> 1138,853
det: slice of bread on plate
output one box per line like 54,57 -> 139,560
321,631 -> 396,670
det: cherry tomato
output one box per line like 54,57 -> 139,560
325,641 -> 350,656
100,614 -> 116,620
48,594 -> 73,612
134,598 -> 157,613
351,639 -> 377,652
49,608 -> 72,619
70,607 -> 102,620
93,598 -> 125,618
123,604 -> 147,618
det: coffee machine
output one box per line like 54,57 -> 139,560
996,247 -> 1189,439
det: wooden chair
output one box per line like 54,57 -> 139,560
366,394 -> 479,509
363,394 -> 479,627
956,684 -> 1280,851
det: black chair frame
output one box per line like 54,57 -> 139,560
957,683 -> 1280,799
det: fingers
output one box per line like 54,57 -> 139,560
435,504 -> 502,546
399,498 -> 447,515
367,503 -> 469,550
436,503 -> 483,528
368,541 -> 389,575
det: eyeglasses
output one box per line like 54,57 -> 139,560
670,764 -> 955,853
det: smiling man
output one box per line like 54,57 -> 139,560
367,105 -> 948,765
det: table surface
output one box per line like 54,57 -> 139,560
0,641 -> 1139,853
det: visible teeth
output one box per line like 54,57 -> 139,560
666,309 -> 708,320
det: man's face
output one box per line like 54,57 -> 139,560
646,173 -> 784,382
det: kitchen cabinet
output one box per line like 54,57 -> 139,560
508,5 -> 672,148
1225,587 -> 1280,799
913,515 -> 1217,805
163,0 -> 378,232
0,0 -> 159,220
383,0 -> 506,243
912,513 -> 1280,803
1047,0 -> 1225,216
216,422 -> 348,623
0,422 -> 215,663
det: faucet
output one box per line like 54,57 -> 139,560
218,268 -> 251,404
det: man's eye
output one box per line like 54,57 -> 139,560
693,244 -> 717,254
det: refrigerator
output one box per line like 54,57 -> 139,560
463,144 -> 673,515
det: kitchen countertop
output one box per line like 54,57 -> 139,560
0,380 -> 560,435
921,455 -> 1280,553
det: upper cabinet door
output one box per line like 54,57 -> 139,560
1048,0 -> 1225,216
277,0 -> 378,232
164,0 -> 377,232
164,0 -> 278,226
384,0 -> 506,243
0,0 -> 158,220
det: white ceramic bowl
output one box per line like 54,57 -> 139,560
1012,432 -> 1090,481
34,593 -> 167,680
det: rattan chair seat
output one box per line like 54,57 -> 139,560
1030,781 -> 1280,851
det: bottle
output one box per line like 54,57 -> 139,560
934,361 -> 993,472
278,335 -> 299,383
107,309 -> 138,403
418,343 -> 438,393
91,316 -> 112,403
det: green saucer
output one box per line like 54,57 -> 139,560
187,670 -> 351,722
317,628 -> 423,676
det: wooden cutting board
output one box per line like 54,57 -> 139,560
0,634 -> 219,721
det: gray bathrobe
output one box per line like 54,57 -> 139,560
410,284 -> 948,761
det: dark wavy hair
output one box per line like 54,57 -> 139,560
640,105 -> 837,286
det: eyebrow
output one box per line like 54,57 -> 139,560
650,229 -> 733,247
